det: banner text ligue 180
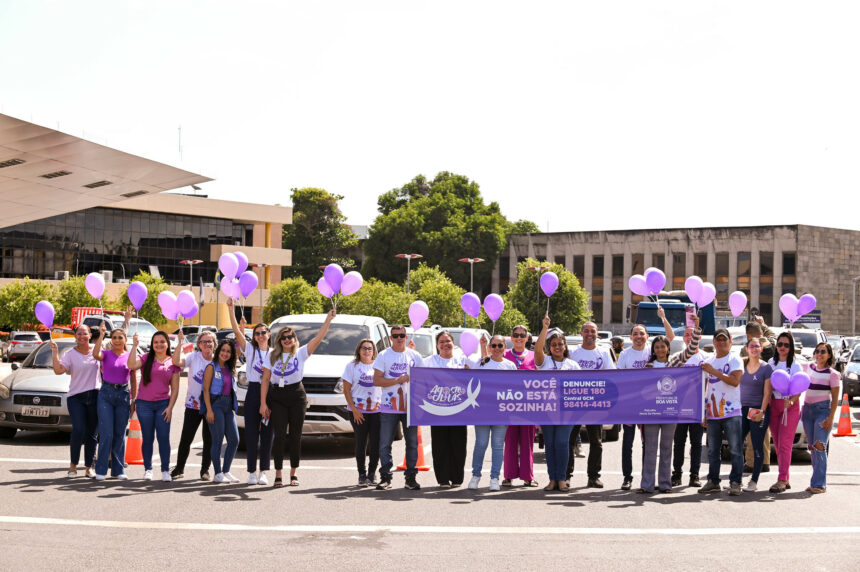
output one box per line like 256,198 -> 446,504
408,367 -> 705,426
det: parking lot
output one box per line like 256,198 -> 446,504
2,362 -> 860,570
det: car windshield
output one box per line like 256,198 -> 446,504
130,322 -> 157,337
13,333 -> 40,341
410,333 -> 434,358
636,306 -> 688,329
273,323 -> 369,356
852,347 -> 860,362
23,341 -> 75,368
790,332 -> 819,348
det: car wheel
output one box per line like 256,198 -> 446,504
0,426 -> 16,439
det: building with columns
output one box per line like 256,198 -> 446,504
495,225 -> 860,334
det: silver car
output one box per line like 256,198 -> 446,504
0,339 -> 76,438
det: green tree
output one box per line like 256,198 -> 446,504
363,172 -> 537,290
335,278 -> 414,325
282,187 -> 358,283
464,303 -> 530,336
55,276 -> 109,326
117,271 -> 171,326
508,219 -> 542,234
505,258 -> 591,334
263,277 -> 324,323
0,279 -> 58,330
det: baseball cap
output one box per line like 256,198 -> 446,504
713,328 -> 731,340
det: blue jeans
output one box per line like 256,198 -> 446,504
243,382 -> 273,472
379,413 -> 417,480
802,400 -> 832,489
95,384 -> 130,477
541,425 -> 573,482
67,389 -> 98,467
622,424 -> 637,480
207,395 -> 239,474
741,406 -> 770,483
136,398 -> 171,472
706,416 -> 743,484
472,425 -> 506,479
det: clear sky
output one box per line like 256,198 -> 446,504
2,1 -> 858,233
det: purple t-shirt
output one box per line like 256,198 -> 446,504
61,346 -> 100,397
137,354 -> 180,402
504,349 -> 536,370
100,350 -> 131,385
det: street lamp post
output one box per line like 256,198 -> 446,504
180,260 -> 203,327
396,253 -> 423,293
853,275 -> 860,336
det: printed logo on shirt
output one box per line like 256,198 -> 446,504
632,359 -> 648,368
577,356 -> 603,370
357,370 -> 374,388
276,357 -> 299,378
387,359 -> 413,377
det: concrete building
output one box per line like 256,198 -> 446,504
495,225 -> 860,334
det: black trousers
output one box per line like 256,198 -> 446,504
174,407 -> 212,475
430,425 -> 467,485
270,383 -> 307,470
567,425 -> 602,480
243,383 -> 274,472
672,422 -> 704,478
350,412 -> 381,477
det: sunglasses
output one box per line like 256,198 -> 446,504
280,334 -> 295,341
813,349 -> 829,355
254,330 -> 269,336
550,342 -> 566,348
777,342 -> 791,348
360,346 -> 374,351
490,343 -> 505,349
511,333 -> 528,339
391,333 -> 407,339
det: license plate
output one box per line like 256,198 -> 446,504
21,406 -> 49,417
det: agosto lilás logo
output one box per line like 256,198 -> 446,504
418,378 -> 481,416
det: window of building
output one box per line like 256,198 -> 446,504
592,255 -> 604,323
555,254 -> 566,268
782,252 -> 796,297
498,254 -> 510,292
694,253 -> 707,280
737,252 -> 751,295
672,253 -> 686,291
573,255 -> 584,286
611,255 -> 624,323
715,252 -> 729,300
758,252 -> 774,324
612,255 -> 624,277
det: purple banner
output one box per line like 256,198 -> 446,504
408,366 -> 704,426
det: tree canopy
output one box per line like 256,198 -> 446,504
0,279 -> 58,330
505,258 -> 591,334
118,271 -> 170,326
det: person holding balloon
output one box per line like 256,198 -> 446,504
801,342 -> 841,494
767,332 -> 804,493
502,323 -> 539,488
261,308 -> 337,487
92,321 -> 141,481
533,316 -> 580,492
739,337 -> 773,492
227,299 -> 273,485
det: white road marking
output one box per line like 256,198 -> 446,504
0,515 -> 858,535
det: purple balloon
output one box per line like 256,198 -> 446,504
158,291 -> 177,314
218,253 -> 239,278
317,277 -> 334,299
409,301 -> 430,331
234,252 -> 249,275
770,369 -> 790,395
540,272 -> 559,297
628,274 -> 650,297
484,294 -> 504,322
459,330 -> 479,356
797,294 -> 817,317
729,291 -> 748,318
698,282 -> 716,307
644,267 -> 666,295
779,294 -> 799,323
460,292 -> 481,318
323,264 -> 344,294
34,300 -> 54,329
85,272 -> 105,299
341,271 -> 363,296
176,290 -> 197,315
181,301 -> 199,320
128,281 -> 148,311
685,276 -> 703,303
238,271 -> 259,297
788,371 -> 811,395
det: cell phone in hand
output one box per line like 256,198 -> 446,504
685,306 -> 696,328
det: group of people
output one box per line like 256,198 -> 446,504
54,305 -> 841,496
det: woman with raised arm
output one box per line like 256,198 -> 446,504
50,324 -> 98,478
202,339 -> 240,483
127,331 -> 180,482
92,322 -> 141,481
227,299 -> 273,485
260,309 -> 336,487
170,330 -> 216,481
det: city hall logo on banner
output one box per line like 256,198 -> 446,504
418,378 -> 481,417
657,376 -> 677,396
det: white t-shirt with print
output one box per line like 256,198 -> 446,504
342,361 -> 381,412
243,343 -> 271,383
425,354 -> 470,370
539,357 -> 582,371
373,348 -> 424,413
570,346 -> 616,371
704,353 -> 744,420
616,347 -> 651,369
683,351 -> 708,368
263,346 -> 310,387
184,352 -> 212,410
474,358 -> 517,370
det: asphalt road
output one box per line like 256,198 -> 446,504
1,363 -> 860,571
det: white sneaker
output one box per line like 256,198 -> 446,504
143,470 -> 153,481
224,472 -> 240,483
94,474 -> 106,481
257,472 -> 268,486
162,471 -> 172,482
214,472 -> 228,483
489,478 -> 501,491
248,473 -> 258,485
116,473 -> 129,480
468,476 -> 481,490
744,480 -> 757,492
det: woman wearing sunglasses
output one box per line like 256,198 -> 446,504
260,309 -> 336,487
801,343 -> 841,493
228,299 -> 273,485
534,315 -> 581,492
767,332 -> 803,493
502,325 -> 538,488
342,338 -> 381,486
468,334 -> 516,491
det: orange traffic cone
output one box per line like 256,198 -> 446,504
833,394 -> 857,437
397,426 -> 430,471
125,415 -> 144,465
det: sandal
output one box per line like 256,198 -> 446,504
558,482 -> 570,492
289,475 -> 299,486
524,480 -> 539,487
273,477 -> 284,488
501,479 -> 513,487
808,487 -> 826,494
636,488 -> 654,494
543,481 -> 558,492
768,481 -> 787,493
658,488 -> 674,494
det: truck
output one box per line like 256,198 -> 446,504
629,291 -> 716,336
